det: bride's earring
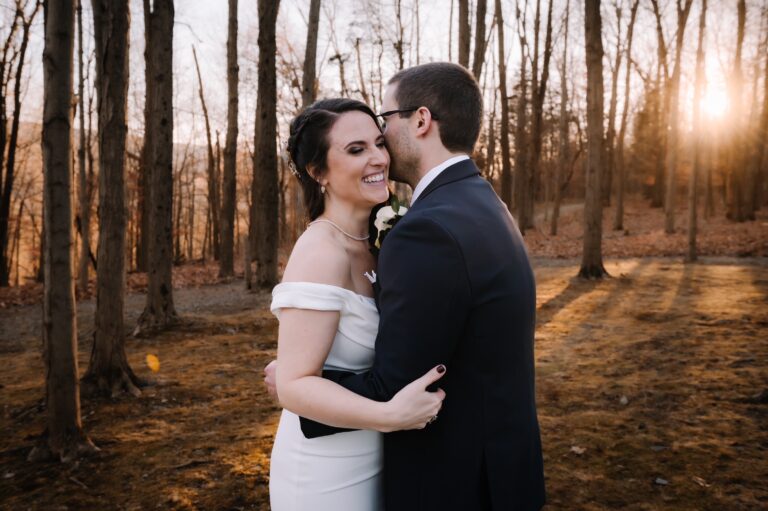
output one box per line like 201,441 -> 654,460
321,184 -> 326,194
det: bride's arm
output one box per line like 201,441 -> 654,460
275,233 -> 445,433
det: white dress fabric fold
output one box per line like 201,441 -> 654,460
269,282 -> 383,511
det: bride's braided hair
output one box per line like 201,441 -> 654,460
287,98 -> 381,220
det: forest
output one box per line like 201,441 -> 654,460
0,0 -> 766,509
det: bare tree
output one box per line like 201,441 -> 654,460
514,0 -> 529,228
1,0 -> 42,286
83,0 -> 141,396
251,0 -> 281,287
527,0 -> 554,230
579,0 -> 608,279
495,0 -> 512,211
755,8 -> 768,210
29,0 -> 97,463
687,0 -> 707,261
458,0 -> 470,67
664,0 -> 694,233
726,0 -> 748,221
551,0 -> 570,235
603,4 -> 623,206
302,0 -> 321,108
138,0 -> 177,328
137,0 -> 153,272
649,0 -> 670,208
471,0 -> 488,79
192,46 -> 219,260
220,0 -> 239,278
613,0 -> 639,230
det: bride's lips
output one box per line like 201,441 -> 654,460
362,172 -> 386,185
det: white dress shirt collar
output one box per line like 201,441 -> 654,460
410,154 -> 470,204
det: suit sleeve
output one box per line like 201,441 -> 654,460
300,215 -> 472,438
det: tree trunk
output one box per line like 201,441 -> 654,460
664,0 -> 694,233
219,0 -> 238,278
579,0 -> 608,279
138,0 -> 177,329
727,0 -> 747,221
496,0 -> 512,212
1,2 -> 40,287
76,0 -> 90,293
192,46 -> 219,261
251,0 -> 280,287
528,0 -> 554,230
471,0 -> 488,79
551,0 -> 570,236
137,0 -> 153,272
687,0 -> 707,262
31,0 -> 97,463
613,0 -> 639,230
83,0 -> 141,397
650,0 -> 669,209
301,0 -> 321,108
514,1 -> 529,229
603,5 -> 623,206
458,0 -> 470,68
757,12 -> 768,210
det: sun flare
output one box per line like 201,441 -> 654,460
700,86 -> 729,119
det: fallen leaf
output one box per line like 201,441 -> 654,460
570,446 -> 586,455
146,353 -> 161,372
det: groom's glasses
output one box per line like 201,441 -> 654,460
376,107 -> 440,131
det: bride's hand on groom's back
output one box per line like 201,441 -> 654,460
264,360 -> 278,401
383,365 -> 447,432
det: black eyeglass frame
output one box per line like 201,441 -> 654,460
376,107 -> 440,129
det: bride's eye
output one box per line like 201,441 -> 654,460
348,146 -> 364,155
376,141 -> 386,148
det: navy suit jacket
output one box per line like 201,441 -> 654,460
301,159 -> 545,511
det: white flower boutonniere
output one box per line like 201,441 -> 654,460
371,195 -> 408,254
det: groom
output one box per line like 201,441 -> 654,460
269,62 -> 545,510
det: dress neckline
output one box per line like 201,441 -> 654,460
275,281 -> 376,303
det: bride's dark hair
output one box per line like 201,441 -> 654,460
287,98 -> 381,220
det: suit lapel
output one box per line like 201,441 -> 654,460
414,159 -> 481,206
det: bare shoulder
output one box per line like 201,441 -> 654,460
282,225 -> 350,286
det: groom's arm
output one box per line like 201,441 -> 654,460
301,215 -> 472,438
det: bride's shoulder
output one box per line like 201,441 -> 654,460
282,227 -> 349,286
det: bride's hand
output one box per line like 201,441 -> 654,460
384,365 -> 446,431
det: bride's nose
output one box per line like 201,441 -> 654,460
370,145 -> 389,168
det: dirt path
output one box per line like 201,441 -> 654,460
1,257 -> 767,510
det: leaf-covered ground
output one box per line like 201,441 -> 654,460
1,257 -> 766,510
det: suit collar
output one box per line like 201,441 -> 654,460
413,158 -> 480,203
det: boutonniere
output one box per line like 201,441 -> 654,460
369,195 -> 408,256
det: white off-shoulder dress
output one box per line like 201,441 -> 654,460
269,282 -> 383,511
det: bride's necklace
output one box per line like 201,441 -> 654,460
309,218 -> 369,241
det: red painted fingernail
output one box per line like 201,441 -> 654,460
437,365 -> 446,374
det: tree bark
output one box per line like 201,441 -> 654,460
302,0 -> 321,108
30,0 -> 97,463
138,0 -> 177,329
727,0 -> 748,221
75,0 -> 91,293
496,0 -> 512,212
579,0 -> 608,279
756,9 -> 768,210
613,0 -> 639,231
687,0 -> 707,262
551,0 -> 570,236
251,0 -> 280,287
664,0 -> 694,233
220,0 -> 238,278
458,0 -> 470,68
83,0 -> 141,397
471,0 -> 488,79
137,0 -> 153,272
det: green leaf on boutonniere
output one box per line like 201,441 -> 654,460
390,194 -> 400,214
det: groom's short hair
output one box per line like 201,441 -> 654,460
389,62 -> 482,154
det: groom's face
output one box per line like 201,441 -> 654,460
381,84 -> 419,185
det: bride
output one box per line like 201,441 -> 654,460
268,98 -> 446,511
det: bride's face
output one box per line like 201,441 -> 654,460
321,111 -> 390,208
